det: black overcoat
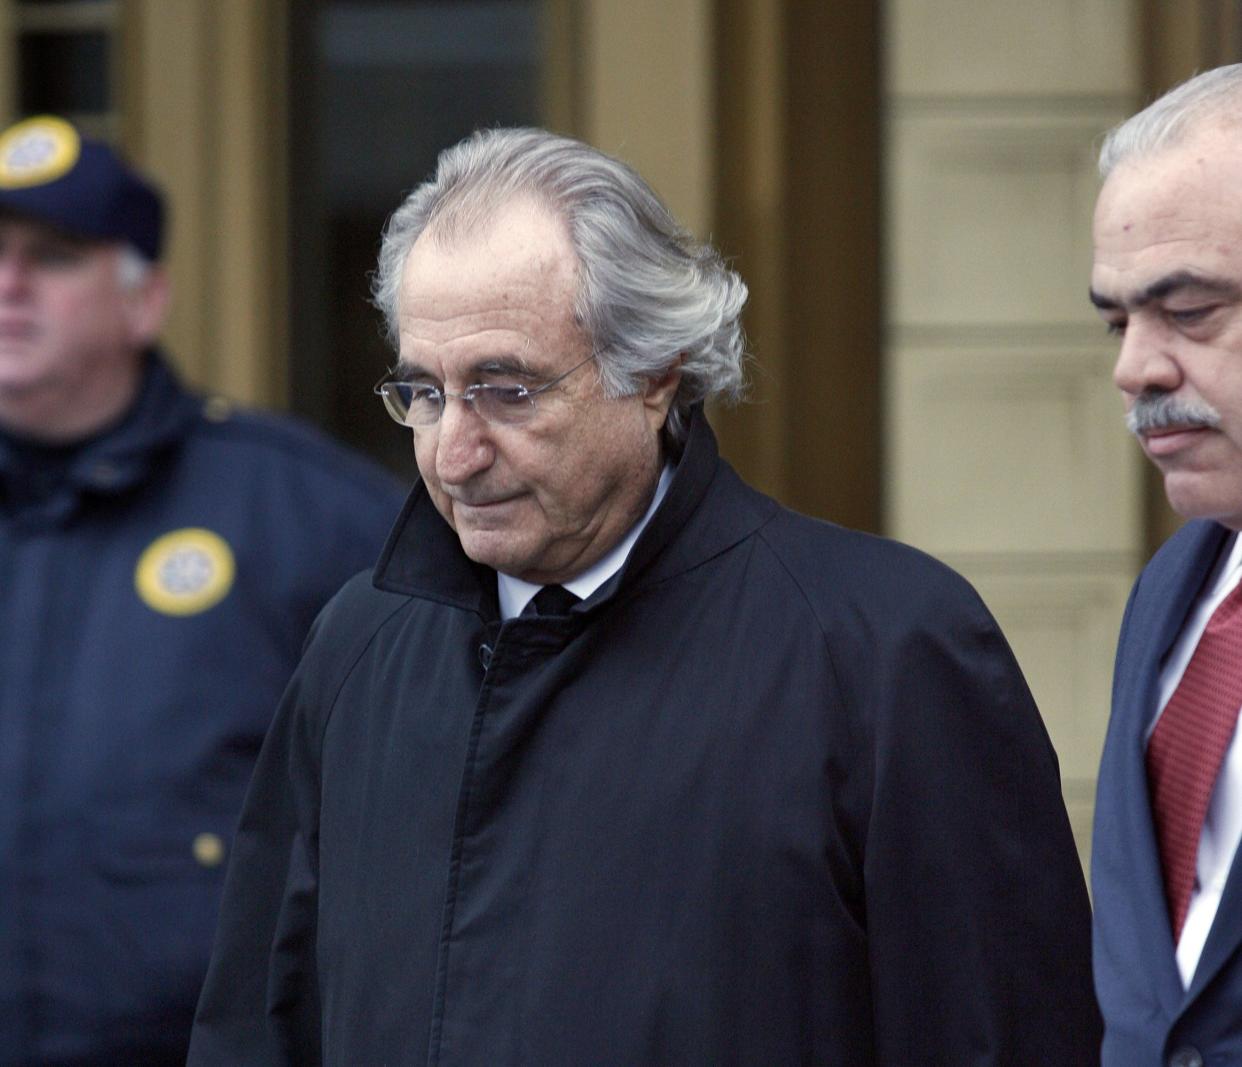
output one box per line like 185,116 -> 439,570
189,411 -> 1100,1064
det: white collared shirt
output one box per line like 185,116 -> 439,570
1148,532 -> 1242,988
496,465 -> 674,620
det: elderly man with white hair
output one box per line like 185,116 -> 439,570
190,127 -> 1099,1064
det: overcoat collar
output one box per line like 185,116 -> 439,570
371,405 -> 778,618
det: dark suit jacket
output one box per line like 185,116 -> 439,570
1094,518 -> 1242,1065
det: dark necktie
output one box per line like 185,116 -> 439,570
1147,579 -> 1242,941
522,584 -> 580,617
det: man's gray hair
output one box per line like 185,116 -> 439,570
371,127 -> 748,449
1099,64 -> 1242,177
116,244 -> 152,291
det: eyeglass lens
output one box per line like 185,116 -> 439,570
376,353 -> 595,428
383,383 -> 537,427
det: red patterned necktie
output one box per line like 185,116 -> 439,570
1147,579 -> 1242,941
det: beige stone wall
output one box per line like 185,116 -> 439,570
884,0 -> 1145,868
121,0 -> 289,408
572,0 -> 715,242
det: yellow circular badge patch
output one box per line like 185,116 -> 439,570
0,116 -> 81,189
134,528 -> 235,616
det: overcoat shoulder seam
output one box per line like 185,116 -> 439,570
315,595 -> 419,751
752,523 -> 850,722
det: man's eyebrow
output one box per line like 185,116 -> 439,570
393,354 -> 537,380
1089,271 -> 1242,311
392,360 -> 435,381
474,356 -> 537,378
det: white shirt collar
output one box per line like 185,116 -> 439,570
497,464 -> 674,620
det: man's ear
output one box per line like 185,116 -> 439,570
125,266 -> 171,348
642,355 -> 684,434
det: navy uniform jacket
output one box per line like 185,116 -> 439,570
190,408 -> 1100,1065
1094,518 -> 1242,1066
0,353 -> 405,1065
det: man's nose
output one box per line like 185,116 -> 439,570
433,396 -> 495,484
1112,318 -> 1181,398
0,254 -> 32,298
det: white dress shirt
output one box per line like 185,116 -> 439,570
497,465 -> 673,621
1147,532 -> 1242,988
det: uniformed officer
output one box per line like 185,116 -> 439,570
0,115 -> 405,1064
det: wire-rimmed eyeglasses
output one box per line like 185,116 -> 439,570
374,354 -> 596,428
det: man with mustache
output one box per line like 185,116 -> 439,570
189,127 -> 1099,1064
1091,65 -> 1242,1066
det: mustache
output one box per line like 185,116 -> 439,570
1126,391 -> 1222,436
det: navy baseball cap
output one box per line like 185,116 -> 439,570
0,115 -> 163,261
